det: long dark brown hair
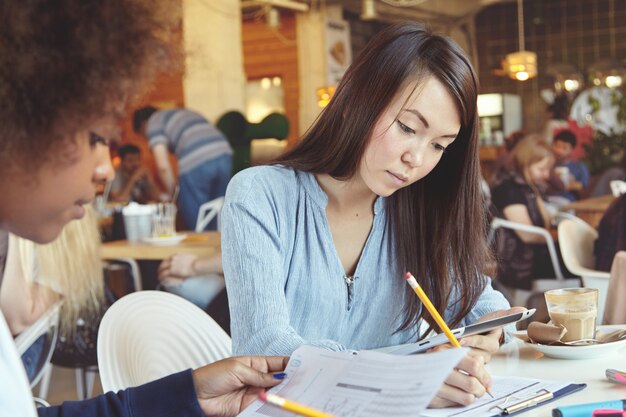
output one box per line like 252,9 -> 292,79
275,22 -> 492,336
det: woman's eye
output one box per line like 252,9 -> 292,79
397,120 -> 415,134
433,143 -> 447,152
89,132 -> 109,147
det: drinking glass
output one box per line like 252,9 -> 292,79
544,288 -> 598,342
152,203 -> 177,238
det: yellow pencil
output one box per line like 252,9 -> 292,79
404,272 -> 494,398
258,392 -> 338,417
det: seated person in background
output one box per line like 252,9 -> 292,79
491,134 -> 571,290
549,129 -> 590,201
0,206 -> 104,381
158,253 -> 224,310
223,22 -> 523,408
110,144 -> 162,203
594,193 -> 626,271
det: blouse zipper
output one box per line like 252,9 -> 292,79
344,275 -> 356,311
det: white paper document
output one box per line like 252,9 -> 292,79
422,376 -> 573,417
238,345 -> 468,417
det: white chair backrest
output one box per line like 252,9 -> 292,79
488,217 -> 565,280
488,217 -> 582,318
14,302 -> 61,387
557,218 -> 598,273
105,257 -> 143,292
610,180 -> 626,197
97,291 -> 231,392
557,218 -> 611,324
195,197 -> 225,232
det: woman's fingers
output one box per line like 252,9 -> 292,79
429,351 -> 494,408
459,332 -> 501,363
457,354 -> 492,389
431,368 -> 487,408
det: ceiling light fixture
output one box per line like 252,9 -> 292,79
504,0 -> 537,81
547,63 -> 584,93
265,6 -> 280,28
241,0 -> 309,13
589,59 -> 625,89
361,0 -> 378,20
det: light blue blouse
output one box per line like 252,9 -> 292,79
221,165 -> 510,355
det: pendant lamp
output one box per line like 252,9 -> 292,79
504,0 -> 537,81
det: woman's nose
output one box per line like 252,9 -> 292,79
402,145 -> 424,168
94,150 -> 115,184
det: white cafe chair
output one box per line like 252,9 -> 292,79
488,217 -> 581,310
195,197 -> 225,232
97,291 -> 231,392
15,302 -> 61,390
557,218 -> 611,324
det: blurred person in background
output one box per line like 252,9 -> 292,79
491,135 -> 572,291
549,129 -> 589,201
133,106 -> 233,230
0,206 -> 104,381
594,193 -> 626,272
110,144 -> 162,204
158,252 -> 224,310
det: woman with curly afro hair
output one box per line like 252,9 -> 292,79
0,2 -> 287,417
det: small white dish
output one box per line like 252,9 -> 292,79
515,325 -> 626,360
142,234 -> 187,246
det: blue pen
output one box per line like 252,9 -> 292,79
553,400 -> 626,417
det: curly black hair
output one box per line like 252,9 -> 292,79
0,0 -> 179,167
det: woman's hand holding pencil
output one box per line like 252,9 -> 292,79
404,272 -> 497,408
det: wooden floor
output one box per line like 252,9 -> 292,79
34,366 -> 104,406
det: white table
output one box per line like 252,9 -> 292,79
488,325 -> 626,417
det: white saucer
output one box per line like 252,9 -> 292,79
516,326 -> 626,360
142,234 -> 187,246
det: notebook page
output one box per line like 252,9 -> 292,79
238,345 -> 468,417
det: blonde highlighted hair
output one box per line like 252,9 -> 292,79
11,205 -> 104,335
507,133 -> 555,227
508,133 -> 555,186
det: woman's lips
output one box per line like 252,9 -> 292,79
387,171 -> 409,183
387,171 -> 409,185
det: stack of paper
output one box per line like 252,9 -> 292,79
238,346 -> 582,417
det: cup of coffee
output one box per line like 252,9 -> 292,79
554,166 -> 570,187
544,288 -> 598,342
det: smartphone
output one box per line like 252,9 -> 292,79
377,309 -> 536,356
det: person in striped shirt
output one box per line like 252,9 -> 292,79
133,107 -> 233,230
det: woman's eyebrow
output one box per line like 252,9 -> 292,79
403,109 -> 429,128
402,109 -> 458,139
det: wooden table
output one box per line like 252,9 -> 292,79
560,194 -> 616,228
100,231 -> 220,260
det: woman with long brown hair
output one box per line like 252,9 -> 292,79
222,22 -> 521,407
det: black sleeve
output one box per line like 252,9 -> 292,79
491,181 -> 528,212
38,369 -> 203,417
